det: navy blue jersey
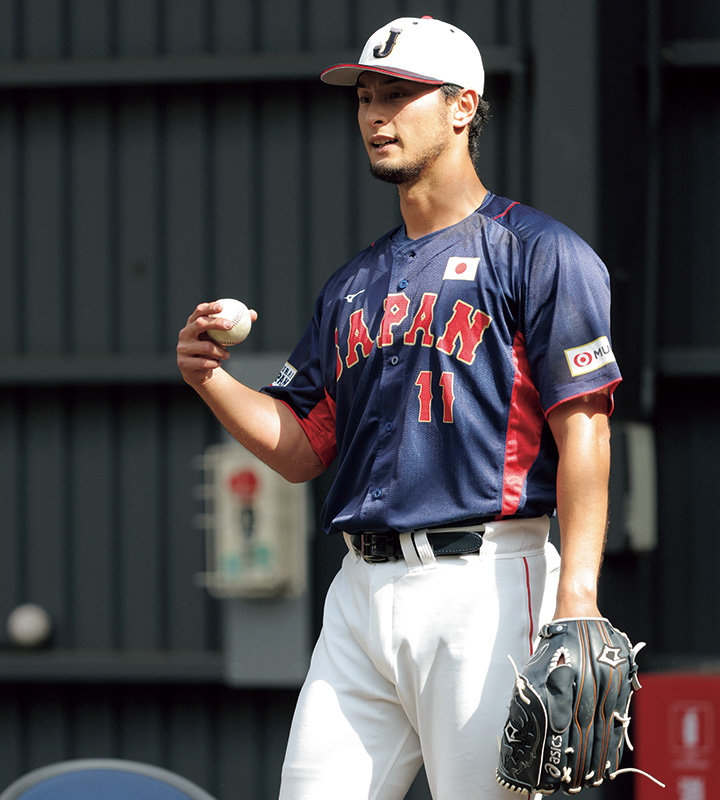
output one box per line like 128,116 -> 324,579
263,193 -> 621,536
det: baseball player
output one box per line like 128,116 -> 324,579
177,16 -> 622,800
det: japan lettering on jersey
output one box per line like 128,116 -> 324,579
263,194 -> 621,536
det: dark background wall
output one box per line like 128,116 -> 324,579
1,1 -> 718,797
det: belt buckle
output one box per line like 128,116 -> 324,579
361,534 -> 393,563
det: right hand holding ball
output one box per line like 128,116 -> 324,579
207,298 -> 253,345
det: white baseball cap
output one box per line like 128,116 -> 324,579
321,16 -> 484,96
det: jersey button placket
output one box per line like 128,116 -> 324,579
362,251 -> 413,524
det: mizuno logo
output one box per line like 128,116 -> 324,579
343,290 -> 366,303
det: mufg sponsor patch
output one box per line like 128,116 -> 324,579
565,336 -> 616,377
272,362 -> 297,387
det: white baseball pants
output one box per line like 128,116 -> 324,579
279,517 -> 559,800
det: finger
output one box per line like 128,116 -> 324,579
185,355 -> 226,372
181,301 -> 220,328
177,348 -> 228,387
588,621 -> 631,786
567,620 -> 597,791
177,334 -> 229,381
179,305 -> 232,345
178,334 -> 229,360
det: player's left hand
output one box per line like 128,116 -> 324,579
496,618 -> 663,795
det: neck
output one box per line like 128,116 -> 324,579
398,158 -> 487,239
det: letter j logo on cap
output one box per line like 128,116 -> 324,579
373,28 -> 401,58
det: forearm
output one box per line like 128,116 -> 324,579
548,394 -> 611,619
196,368 -> 325,484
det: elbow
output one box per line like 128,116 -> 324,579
275,457 -> 326,484
283,469 -> 322,484
272,401 -> 329,483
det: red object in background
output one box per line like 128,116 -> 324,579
635,672 -> 719,800
228,469 -> 259,501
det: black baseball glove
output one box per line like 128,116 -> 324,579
496,618 -> 646,795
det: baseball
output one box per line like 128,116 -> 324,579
7,603 -> 53,647
207,298 -> 252,346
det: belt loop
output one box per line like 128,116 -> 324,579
399,531 -> 437,570
343,532 -> 360,559
413,530 -> 437,568
398,533 -> 422,569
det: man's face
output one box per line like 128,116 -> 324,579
356,73 -> 452,185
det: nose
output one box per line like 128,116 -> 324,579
359,97 -> 388,127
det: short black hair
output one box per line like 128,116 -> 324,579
440,83 -> 490,164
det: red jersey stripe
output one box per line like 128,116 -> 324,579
492,201 -> 519,220
501,331 -> 545,516
277,393 -> 338,468
545,378 -> 622,417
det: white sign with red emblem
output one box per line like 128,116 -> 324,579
197,443 -> 309,599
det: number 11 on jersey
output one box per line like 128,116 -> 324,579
415,371 -> 456,423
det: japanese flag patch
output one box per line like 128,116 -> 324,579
565,336 -> 616,377
443,257 -> 480,281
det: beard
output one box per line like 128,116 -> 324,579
370,158 -> 426,185
369,139 -> 449,185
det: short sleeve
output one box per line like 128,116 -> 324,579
261,298 -> 338,467
521,223 -> 622,414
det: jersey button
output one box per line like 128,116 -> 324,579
372,489 -> 383,499
390,355 -> 399,365
385,422 -> 393,432
398,279 -> 408,289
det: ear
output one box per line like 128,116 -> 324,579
451,89 -> 479,131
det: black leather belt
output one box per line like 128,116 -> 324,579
351,531 -> 484,563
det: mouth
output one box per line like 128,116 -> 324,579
370,136 -> 398,151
